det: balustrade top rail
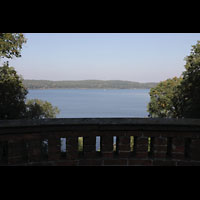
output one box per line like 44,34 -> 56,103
1,117 -> 200,127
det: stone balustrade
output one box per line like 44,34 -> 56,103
1,118 -> 200,166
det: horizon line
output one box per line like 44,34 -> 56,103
23,79 -> 159,83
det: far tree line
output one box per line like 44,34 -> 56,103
23,79 -> 158,89
0,33 -> 200,119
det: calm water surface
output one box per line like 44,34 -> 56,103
27,89 -> 150,118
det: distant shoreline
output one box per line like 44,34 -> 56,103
24,79 -> 158,90
28,88 -> 151,90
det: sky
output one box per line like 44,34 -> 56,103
3,33 -> 200,82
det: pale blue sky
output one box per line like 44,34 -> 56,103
3,33 -> 200,82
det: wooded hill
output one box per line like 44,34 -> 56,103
23,80 -> 158,89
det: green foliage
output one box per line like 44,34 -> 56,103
173,41 -> 200,118
25,99 -> 60,119
147,77 -> 182,118
0,33 -> 60,120
130,136 -> 134,152
0,33 -> 27,59
0,63 -> 60,120
78,137 -> 83,152
0,62 -> 28,119
148,40 -> 200,119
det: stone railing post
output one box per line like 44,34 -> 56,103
83,136 -> 96,158
48,135 -> 61,161
118,136 -> 130,158
66,136 -> 78,160
190,138 -> 200,161
8,140 -> 27,165
172,137 -> 185,160
154,136 -> 168,159
28,136 -> 42,163
101,135 -> 113,158
135,135 -> 148,159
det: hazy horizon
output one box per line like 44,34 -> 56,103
2,33 -> 200,82
24,78 -> 158,83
